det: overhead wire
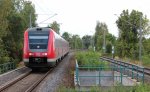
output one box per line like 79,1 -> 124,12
38,13 -> 57,24
32,0 -> 57,24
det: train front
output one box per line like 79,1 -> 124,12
23,27 -> 55,68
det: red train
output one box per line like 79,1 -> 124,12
23,27 -> 69,68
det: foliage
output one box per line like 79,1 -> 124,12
75,51 -> 109,67
82,35 -> 92,49
62,32 -> 71,42
142,55 -> 150,67
49,21 -> 60,34
106,42 -> 112,53
90,86 -> 101,92
132,84 -> 150,92
57,86 -> 77,92
69,35 -> 82,49
57,84 -> 150,92
116,9 -> 150,59
143,38 -> 150,55
0,0 -> 37,64
20,1 -> 37,28
62,32 -> 83,49
94,21 -> 116,53
94,21 -> 108,51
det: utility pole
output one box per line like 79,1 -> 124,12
29,13 -> 32,28
92,36 -> 95,51
139,14 -> 142,65
82,39 -> 84,50
103,30 -> 106,53
75,37 -> 76,50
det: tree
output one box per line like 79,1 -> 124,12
143,38 -> 150,55
105,34 -> 116,54
20,1 -> 37,28
0,0 -> 14,38
94,21 -> 108,51
49,21 -> 60,34
116,9 -> 150,58
82,35 -> 92,49
0,0 -> 37,63
62,32 -> 71,42
70,35 -> 82,49
0,0 -> 15,63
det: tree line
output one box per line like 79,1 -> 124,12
62,9 -> 150,62
0,0 -> 36,64
0,0 -> 150,65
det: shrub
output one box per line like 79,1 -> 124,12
75,51 -> 109,69
142,55 -> 150,67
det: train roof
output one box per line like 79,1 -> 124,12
26,27 -> 69,43
27,27 -> 51,32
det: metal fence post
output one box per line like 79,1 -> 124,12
128,64 -> 129,76
0,65 -> 1,74
117,62 -> 118,72
12,62 -> 14,69
136,66 -> 139,81
123,63 -> 125,73
3,64 -> 6,72
142,68 -> 144,83
98,67 -> 100,86
76,60 -> 79,85
5,63 -> 7,72
132,65 -> 134,79
2,64 -> 4,73
120,66 -> 123,85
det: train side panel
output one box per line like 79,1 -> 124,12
23,30 -> 29,62
47,30 -> 56,66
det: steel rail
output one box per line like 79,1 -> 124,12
25,68 -> 54,92
100,57 -> 150,76
0,70 -> 31,91
0,68 -> 53,92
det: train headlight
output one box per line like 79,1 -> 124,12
44,53 -> 47,56
29,53 -> 33,56
42,53 -> 47,56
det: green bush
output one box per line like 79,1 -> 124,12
142,55 -> 150,67
75,51 -> 109,69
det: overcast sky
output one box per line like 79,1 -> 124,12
30,0 -> 150,37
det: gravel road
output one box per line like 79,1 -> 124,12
33,52 -> 74,92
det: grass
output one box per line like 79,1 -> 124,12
114,55 -> 150,68
142,55 -> 150,67
57,84 -> 150,92
57,86 -> 77,92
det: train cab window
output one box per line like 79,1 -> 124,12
28,31 -> 49,50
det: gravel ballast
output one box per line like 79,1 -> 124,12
33,53 -> 74,92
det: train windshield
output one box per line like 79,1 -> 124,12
28,31 -> 49,50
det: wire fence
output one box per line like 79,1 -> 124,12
0,62 -> 16,74
75,60 -> 144,86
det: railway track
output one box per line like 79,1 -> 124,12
0,68 -> 53,92
100,56 -> 150,76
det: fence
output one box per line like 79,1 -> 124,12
100,57 -> 145,83
112,62 -> 144,83
75,60 -> 144,86
0,62 -> 16,74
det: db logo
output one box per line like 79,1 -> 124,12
36,53 -> 40,56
